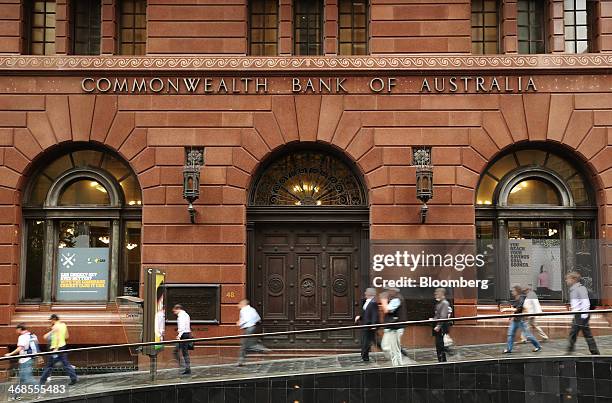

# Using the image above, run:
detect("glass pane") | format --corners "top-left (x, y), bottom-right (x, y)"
top-left (476, 220), bottom-right (496, 300)
top-left (121, 175), bottom-right (142, 206)
top-left (484, 41), bottom-right (498, 54)
top-left (28, 174), bottom-right (53, 205)
top-left (574, 220), bottom-right (596, 292)
top-left (43, 154), bottom-right (72, 180)
top-left (23, 220), bottom-right (45, 300)
top-left (567, 174), bottom-right (589, 205)
top-left (488, 153), bottom-right (518, 180)
top-left (122, 221), bottom-right (141, 297)
top-left (516, 149), bottom-right (546, 166)
top-left (101, 154), bottom-right (130, 180)
top-left (507, 221), bottom-right (562, 300)
top-left (72, 150), bottom-right (102, 168)
top-left (545, 153), bottom-right (576, 180)
top-left (58, 179), bottom-right (111, 206)
top-left (507, 179), bottom-right (561, 205)
top-left (57, 221), bottom-right (110, 301)
top-left (476, 175), bottom-right (498, 205)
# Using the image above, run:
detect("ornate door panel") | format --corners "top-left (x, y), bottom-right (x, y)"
top-left (252, 223), bottom-right (361, 347)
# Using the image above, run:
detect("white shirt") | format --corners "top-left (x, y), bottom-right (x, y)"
top-left (363, 298), bottom-right (373, 310)
top-left (569, 283), bottom-right (590, 319)
top-left (17, 332), bottom-right (38, 364)
top-left (176, 310), bottom-right (191, 338)
top-left (239, 305), bottom-right (261, 329)
top-left (523, 290), bottom-right (543, 314)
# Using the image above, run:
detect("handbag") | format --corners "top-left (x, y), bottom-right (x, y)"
top-left (443, 334), bottom-right (454, 347)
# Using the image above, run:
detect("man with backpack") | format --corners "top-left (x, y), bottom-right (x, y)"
top-left (4, 323), bottom-right (39, 387)
top-left (566, 272), bottom-right (600, 355)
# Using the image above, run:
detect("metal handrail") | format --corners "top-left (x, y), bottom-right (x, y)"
top-left (1, 308), bottom-right (610, 362)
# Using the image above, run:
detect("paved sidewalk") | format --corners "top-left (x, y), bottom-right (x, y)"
top-left (4, 335), bottom-right (611, 402)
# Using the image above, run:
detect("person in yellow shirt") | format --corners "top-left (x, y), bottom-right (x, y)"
top-left (39, 314), bottom-right (78, 385)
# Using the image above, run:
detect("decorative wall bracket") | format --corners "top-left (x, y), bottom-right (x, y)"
top-left (183, 147), bottom-right (204, 224)
top-left (413, 147), bottom-right (433, 224)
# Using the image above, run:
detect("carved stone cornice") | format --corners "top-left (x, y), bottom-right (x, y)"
top-left (0, 54), bottom-right (611, 73)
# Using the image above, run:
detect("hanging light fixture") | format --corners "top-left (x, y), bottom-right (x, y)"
top-left (413, 146), bottom-right (433, 223)
top-left (182, 147), bottom-right (204, 224)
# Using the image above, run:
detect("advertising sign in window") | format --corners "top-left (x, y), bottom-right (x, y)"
top-left (56, 247), bottom-right (109, 301)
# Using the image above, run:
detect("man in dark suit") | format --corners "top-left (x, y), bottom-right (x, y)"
top-left (355, 287), bottom-right (379, 362)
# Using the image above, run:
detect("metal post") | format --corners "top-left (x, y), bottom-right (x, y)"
top-left (150, 354), bottom-right (157, 382)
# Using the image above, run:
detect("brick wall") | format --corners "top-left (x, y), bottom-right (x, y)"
top-left (369, 0), bottom-right (471, 54)
top-left (147, 0), bottom-right (247, 55)
top-left (0, 0), bottom-right (21, 54)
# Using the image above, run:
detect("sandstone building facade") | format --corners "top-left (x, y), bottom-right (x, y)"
top-left (0, 0), bottom-right (610, 348)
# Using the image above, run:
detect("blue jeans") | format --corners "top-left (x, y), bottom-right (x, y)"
top-left (19, 359), bottom-right (35, 386)
top-left (507, 320), bottom-right (541, 352)
top-left (39, 347), bottom-right (77, 384)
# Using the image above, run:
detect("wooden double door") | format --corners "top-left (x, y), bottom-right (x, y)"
top-left (250, 222), bottom-right (365, 347)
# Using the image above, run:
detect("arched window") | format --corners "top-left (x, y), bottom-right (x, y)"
top-left (250, 149), bottom-right (366, 206)
top-left (475, 147), bottom-right (597, 302)
top-left (22, 147), bottom-right (142, 303)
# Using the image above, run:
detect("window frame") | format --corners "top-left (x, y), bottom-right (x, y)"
top-left (471, 0), bottom-right (501, 55)
top-left (71, 0), bottom-right (102, 55)
top-left (117, 0), bottom-right (147, 55)
top-left (25, 0), bottom-right (57, 55)
top-left (338, 0), bottom-right (369, 56)
top-left (475, 147), bottom-right (599, 304)
top-left (248, 0), bottom-right (279, 56)
top-left (517, 0), bottom-right (547, 54)
top-left (20, 148), bottom-right (142, 304)
top-left (293, 0), bottom-right (324, 56)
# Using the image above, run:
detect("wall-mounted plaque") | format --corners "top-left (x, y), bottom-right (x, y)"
top-left (164, 284), bottom-right (220, 324)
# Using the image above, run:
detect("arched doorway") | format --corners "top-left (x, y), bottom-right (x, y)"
top-left (21, 145), bottom-right (142, 303)
top-left (474, 146), bottom-right (598, 302)
top-left (247, 147), bottom-right (369, 347)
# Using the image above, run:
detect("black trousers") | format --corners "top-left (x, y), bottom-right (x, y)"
top-left (174, 332), bottom-right (192, 370)
top-left (434, 331), bottom-right (447, 362)
top-left (361, 328), bottom-right (376, 361)
top-left (568, 316), bottom-right (600, 355)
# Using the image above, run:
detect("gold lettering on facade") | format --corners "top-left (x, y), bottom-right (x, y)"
top-left (80, 76), bottom-right (537, 94)
top-left (419, 76), bottom-right (538, 93)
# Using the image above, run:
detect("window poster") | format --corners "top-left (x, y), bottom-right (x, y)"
top-left (509, 239), bottom-right (562, 299)
top-left (56, 247), bottom-right (109, 301)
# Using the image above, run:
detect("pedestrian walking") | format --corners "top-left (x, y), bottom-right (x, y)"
top-left (39, 314), bottom-right (78, 385)
top-left (501, 286), bottom-right (542, 354)
top-left (520, 286), bottom-right (548, 343)
top-left (380, 288), bottom-right (404, 366)
top-left (355, 288), bottom-right (379, 362)
top-left (236, 299), bottom-right (269, 366)
top-left (173, 304), bottom-right (192, 375)
top-left (432, 288), bottom-right (450, 362)
top-left (4, 323), bottom-right (39, 389)
top-left (566, 272), bottom-right (600, 355)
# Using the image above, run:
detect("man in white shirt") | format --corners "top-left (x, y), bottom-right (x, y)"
top-left (4, 323), bottom-right (38, 391)
top-left (237, 299), bottom-right (269, 366)
top-left (172, 304), bottom-right (192, 375)
top-left (565, 272), bottom-right (599, 355)
top-left (520, 287), bottom-right (549, 343)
